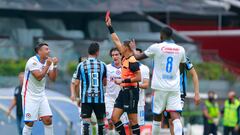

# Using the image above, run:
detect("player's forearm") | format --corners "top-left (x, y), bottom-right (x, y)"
top-left (133, 50), bottom-right (148, 60)
top-left (70, 83), bottom-right (76, 97)
top-left (107, 25), bottom-right (123, 53)
top-left (103, 78), bottom-right (107, 86)
top-left (139, 83), bottom-right (149, 89)
top-left (190, 68), bottom-right (199, 95)
top-left (49, 68), bottom-right (57, 81)
top-left (33, 66), bottom-right (50, 81)
top-left (131, 72), bottom-right (141, 83)
top-left (75, 85), bottom-right (80, 97)
top-left (8, 99), bottom-right (16, 111)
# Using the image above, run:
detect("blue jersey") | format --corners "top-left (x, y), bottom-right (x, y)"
top-left (179, 57), bottom-right (193, 98)
top-left (74, 58), bottom-right (107, 103)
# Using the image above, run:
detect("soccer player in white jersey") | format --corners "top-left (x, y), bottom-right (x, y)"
top-left (105, 47), bottom-right (129, 135)
top-left (130, 27), bottom-right (200, 135)
top-left (22, 43), bottom-right (58, 135)
top-left (135, 48), bottom-right (150, 127)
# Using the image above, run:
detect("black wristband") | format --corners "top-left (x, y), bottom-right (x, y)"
top-left (107, 26), bottom-right (115, 34)
top-left (122, 78), bottom-right (131, 83)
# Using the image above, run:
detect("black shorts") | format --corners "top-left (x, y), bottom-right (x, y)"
top-left (81, 103), bottom-right (106, 120)
top-left (114, 87), bottom-right (139, 114)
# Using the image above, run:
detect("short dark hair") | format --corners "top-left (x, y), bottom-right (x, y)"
top-left (161, 27), bottom-right (173, 38)
top-left (34, 42), bottom-right (48, 53)
top-left (136, 48), bottom-right (142, 53)
top-left (88, 42), bottom-right (99, 55)
top-left (109, 47), bottom-right (120, 56)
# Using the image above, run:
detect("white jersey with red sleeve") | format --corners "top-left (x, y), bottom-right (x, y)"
top-left (22, 55), bottom-right (53, 97)
top-left (144, 40), bottom-right (186, 91)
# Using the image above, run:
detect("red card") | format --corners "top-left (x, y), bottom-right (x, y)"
top-left (105, 10), bottom-right (110, 22)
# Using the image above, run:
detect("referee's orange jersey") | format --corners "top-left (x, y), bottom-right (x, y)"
top-left (121, 55), bottom-right (140, 87)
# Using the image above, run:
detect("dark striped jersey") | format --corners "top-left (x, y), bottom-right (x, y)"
top-left (179, 57), bottom-right (193, 98)
top-left (73, 58), bottom-right (107, 103)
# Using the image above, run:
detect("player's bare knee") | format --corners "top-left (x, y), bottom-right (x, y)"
top-left (170, 112), bottom-right (180, 120)
top-left (168, 119), bottom-right (174, 127)
top-left (153, 114), bottom-right (161, 121)
top-left (25, 121), bottom-right (34, 127)
top-left (128, 115), bottom-right (138, 125)
top-left (111, 116), bottom-right (119, 123)
top-left (42, 116), bottom-right (52, 125)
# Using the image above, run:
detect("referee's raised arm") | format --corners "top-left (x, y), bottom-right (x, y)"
top-left (105, 13), bottom-right (124, 54)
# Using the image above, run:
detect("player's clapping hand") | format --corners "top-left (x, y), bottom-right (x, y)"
top-left (52, 57), bottom-right (59, 65)
top-left (114, 79), bottom-right (123, 85)
top-left (46, 57), bottom-right (53, 66)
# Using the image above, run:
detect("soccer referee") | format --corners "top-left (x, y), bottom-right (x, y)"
top-left (106, 15), bottom-right (141, 135)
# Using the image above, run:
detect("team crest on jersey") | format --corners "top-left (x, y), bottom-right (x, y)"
top-left (26, 113), bottom-right (31, 118)
top-left (116, 70), bottom-right (121, 75)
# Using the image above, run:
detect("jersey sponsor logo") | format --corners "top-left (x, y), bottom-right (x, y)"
top-left (110, 76), bottom-right (121, 82)
top-left (162, 74), bottom-right (174, 80)
top-left (161, 46), bottom-right (180, 53)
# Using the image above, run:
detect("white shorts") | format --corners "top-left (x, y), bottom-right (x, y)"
top-left (23, 95), bottom-right (52, 121)
top-left (105, 97), bottom-right (115, 120)
top-left (105, 96), bottom-right (129, 124)
top-left (152, 90), bottom-right (182, 114)
top-left (138, 106), bottom-right (145, 126)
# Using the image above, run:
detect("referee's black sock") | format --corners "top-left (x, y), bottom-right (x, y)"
top-left (132, 124), bottom-right (140, 135)
top-left (114, 121), bottom-right (126, 135)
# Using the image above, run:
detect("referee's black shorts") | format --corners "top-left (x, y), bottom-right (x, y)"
top-left (114, 86), bottom-right (139, 114)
